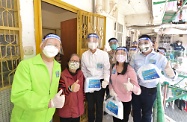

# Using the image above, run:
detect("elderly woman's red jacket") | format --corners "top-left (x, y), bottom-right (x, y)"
top-left (57, 68), bottom-right (85, 118)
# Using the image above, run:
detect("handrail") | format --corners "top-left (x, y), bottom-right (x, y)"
top-left (156, 83), bottom-right (165, 122)
top-left (154, 74), bottom-right (187, 122)
top-left (153, 83), bottom-right (165, 122)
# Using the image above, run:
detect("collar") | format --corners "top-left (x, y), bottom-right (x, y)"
top-left (32, 54), bottom-right (59, 67)
top-left (63, 68), bottom-right (83, 79)
top-left (108, 50), bottom-right (116, 54)
top-left (32, 54), bottom-right (46, 64)
top-left (88, 48), bottom-right (99, 55)
top-left (140, 49), bottom-right (156, 56)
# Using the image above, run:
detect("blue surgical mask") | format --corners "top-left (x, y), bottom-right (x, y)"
top-left (110, 44), bottom-right (117, 50)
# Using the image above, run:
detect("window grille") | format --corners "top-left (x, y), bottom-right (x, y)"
top-left (0, 0), bottom-right (21, 90)
top-left (77, 11), bottom-right (106, 55)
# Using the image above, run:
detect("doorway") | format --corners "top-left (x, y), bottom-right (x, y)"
top-left (41, 2), bottom-right (77, 70)
top-left (41, 2), bottom-right (78, 122)
top-left (35, 1), bottom-right (106, 122)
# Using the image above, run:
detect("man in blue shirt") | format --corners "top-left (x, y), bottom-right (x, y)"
top-left (130, 35), bottom-right (175, 122)
top-left (170, 41), bottom-right (185, 59)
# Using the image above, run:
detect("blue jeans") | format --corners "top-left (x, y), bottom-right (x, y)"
top-left (132, 86), bottom-right (157, 122)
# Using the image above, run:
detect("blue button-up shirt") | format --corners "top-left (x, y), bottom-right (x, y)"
top-left (130, 50), bottom-right (167, 88)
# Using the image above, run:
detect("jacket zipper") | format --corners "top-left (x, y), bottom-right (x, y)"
top-left (77, 89), bottom-right (80, 116)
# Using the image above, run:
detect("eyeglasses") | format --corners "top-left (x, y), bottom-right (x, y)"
top-left (69, 60), bottom-right (79, 63)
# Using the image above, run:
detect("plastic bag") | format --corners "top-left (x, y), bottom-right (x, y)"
top-left (137, 64), bottom-right (163, 83)
top-left (104, 97), bottom-right (123, 120)
top-left (84, 77), bottom-right (101, 93)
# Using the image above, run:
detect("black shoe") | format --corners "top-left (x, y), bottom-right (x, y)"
top-left (104, 111), bottom-right (108, 115)
top-left (105, 95), bottom-right (111, 100)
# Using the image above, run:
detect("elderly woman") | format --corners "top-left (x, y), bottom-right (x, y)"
top-left (57, 54), bottom-right (85, 122)
top-left (109, 46), bottom-right (141, 122)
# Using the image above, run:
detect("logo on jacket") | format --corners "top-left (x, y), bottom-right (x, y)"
top-left (56, 71), bottom-right (60, 77)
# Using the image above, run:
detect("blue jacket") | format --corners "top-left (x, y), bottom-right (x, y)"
top-left (171, 43), bottom-right (185, 51)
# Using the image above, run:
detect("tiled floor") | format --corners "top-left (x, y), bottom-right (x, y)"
top-left (165, 105), bottom-right (187, 122)
top-left (102, 106), bottom-right (187, 122)
top-left (103, 114), bottom-right (133, 122)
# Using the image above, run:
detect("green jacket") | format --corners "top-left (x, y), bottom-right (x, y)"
top-left (11, 54), bottom-right (61, 122)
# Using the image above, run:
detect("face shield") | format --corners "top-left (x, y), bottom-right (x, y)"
top-left (109, 39), bottom-right (118, 50)
top-left (138, 37), bottom-right (152, 53)
top-left (129, 47), bottom-right (138, 56)
top-left (87, 33), bottom-right (99, 50)
top-left (115, 47), bottom-right (128, 62)
top-left (158, 48), bottom-right (166, 55)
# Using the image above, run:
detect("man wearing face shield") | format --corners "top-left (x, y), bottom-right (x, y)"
top-left (130, 35), bottom-right (175, 122)
top-left (11, 33), bottom-right (65, 122)
top-left (104, 38), bottom-right (119, 103)
top-left (108, 38), bottom-right (119, 65)
top-left (81, 33), bottom-right (110, 122)
top-left (128, 46), bottom-right (139, 62)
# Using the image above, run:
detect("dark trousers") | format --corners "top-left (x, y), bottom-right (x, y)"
top-left (132, 86), bottom-right (157, 122)
top-left (174, 51), bottom-right (182, 59)
top-left (60, 117), bottom-right (80, 122)
top-left (105, 85), bottom-right (111, 100)
top-left (86, 88), bottom-right (105, 122)
top-left (113, 101), bottom-right (131, 122)
top-left (105, 85), bottom-right (109, 97)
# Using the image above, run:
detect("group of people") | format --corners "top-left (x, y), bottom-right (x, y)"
top-left (10, 33), bottom-right (176, 122)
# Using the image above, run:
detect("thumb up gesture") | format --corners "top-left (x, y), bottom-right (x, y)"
top-left (123, 78), bottom-right (134, 92)
top-left (71, 80), bottom-right (80, 92)
top-left (50, 89), bottom-right (65, 108)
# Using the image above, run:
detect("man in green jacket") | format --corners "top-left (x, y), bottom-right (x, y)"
top-left (11, 33), bottom-right (65, 122)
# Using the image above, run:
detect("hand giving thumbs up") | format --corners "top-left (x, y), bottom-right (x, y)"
top-left (71, 80), bottom-right (80, 92)
top-left (49, 89), bottom-right (65, 108)
top-left (123, 78), bottom-right (134, 92)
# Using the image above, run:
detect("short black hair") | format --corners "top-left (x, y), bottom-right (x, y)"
top-left (43, 33), bottom-right (56, 39)
top-left (157, 47), bottom-right (166, 53)
top-left (108, 38), bottom-right (118, 43)
top-left (138, 34), bottom-right (151, 40)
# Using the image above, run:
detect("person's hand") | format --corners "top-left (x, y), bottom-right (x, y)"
top-left (123, 78), bottom-right (134, 92)
top-left (102, 80), bottom-right (108, 88)
top-left (165, 62), bottom-right (175, 78)
top-left (110, 89), bottom-right (117, 97)
top-left (71, 80), bottom-right (80, 92)
top-left (49, 89), bottom-right (65, 108)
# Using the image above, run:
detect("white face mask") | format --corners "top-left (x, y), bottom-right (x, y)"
top-left (139, 44), bottom-right (151, 53)
top-left (116, 55), bottom-right (127, 63)
top-left (129, 50), bottom-right (137, 57)
top-left (43, 45), bottom-right (59, 58)
top-left (88, 42), bottom-right (98, 50)
top-left (68, 61), bottom-right (80, 70)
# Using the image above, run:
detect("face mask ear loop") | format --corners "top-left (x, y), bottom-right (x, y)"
top-left (125, 55), bottom-right (128, 63)
top-left (150, 42), bottom-right (153, 47)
